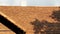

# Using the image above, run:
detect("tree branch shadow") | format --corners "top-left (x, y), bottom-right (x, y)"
top-left (30, 19), bottom-right (60, 34)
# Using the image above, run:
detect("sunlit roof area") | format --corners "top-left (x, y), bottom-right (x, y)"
top-left (0, 0), bottom-right (60, 6)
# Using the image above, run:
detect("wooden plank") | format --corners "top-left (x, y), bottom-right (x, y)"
top-left (0, 23), bottom-right (15, 34)
top-left (0, 6), bottom-right (60, 34)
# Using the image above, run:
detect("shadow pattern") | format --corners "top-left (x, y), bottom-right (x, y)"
top-left (51, 10), bottom-right (60, 21)
top-left (31, 19), bottom-right (60, 34)
top-left (31, 10), bottom-right (60, 34)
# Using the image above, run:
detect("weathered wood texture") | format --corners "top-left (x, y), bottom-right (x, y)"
top-left (0, 6), bottom-right (60, 34)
